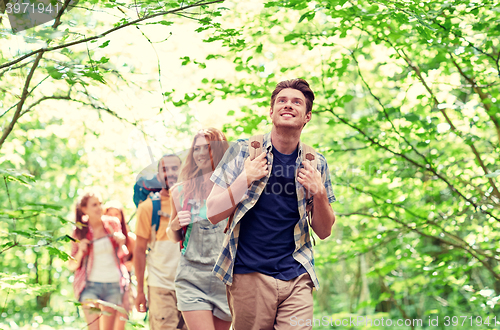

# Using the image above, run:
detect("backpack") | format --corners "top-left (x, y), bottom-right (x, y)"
top-left (134, 176), bottom-right (162, 208)
top-left (224, 135), bottom-right (318, 243)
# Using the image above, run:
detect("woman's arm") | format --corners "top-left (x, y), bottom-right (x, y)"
top-left (207, 152), bottom-right (269, 224)
top-left (167, 195), bottom-right (184, 242)
top-left (67, 239), bottom-right (90, 272)
top-left (167, 188), bottom-right (192, 243)
top-left (103, 215), bottom-right (126, 246)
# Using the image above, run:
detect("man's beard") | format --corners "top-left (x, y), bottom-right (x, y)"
top-left (164, 175), bottom-right (177, 189)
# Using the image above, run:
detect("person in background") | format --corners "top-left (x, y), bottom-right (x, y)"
top-left (167, 128), bottom-right (232, 330)
top-left (69, 192), bottom-right (129, 330)
top-left (133, 152), bottom-right (178, 207)
top-left (134, 154), bottom-right (186, 329)
top-left (104, 200), bottom-right (136, 330)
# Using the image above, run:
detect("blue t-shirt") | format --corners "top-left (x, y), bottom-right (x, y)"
top-left (233, 146), bottom-right (306, 280)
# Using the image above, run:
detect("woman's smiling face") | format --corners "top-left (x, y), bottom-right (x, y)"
top-left (193, 136), bottom-right (211, 171)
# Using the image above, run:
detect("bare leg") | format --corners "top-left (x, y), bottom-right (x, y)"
top-left (113, 312), bottom-right (127, 330)
top-left (182, 310), bottom-right (216, 330)
top-left (113, 289), bottom-right (129, 330)
top-left (213, 315), bottom-right (232, 330)
top-left (82, 305), bottom-right (101, 330)
top-left (100, 306), bottom-right (117, 330)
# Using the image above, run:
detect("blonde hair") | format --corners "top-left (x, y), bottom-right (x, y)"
top-left (178, 128), bottom-right (229, 201)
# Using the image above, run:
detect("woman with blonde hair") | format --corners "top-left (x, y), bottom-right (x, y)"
top-left (167, 128), bottom-right (231, 330)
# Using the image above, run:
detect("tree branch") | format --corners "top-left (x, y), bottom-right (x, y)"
top-left (325, 106), bottom-right (499, 220)
top-left (330, 108), bottom-right (500, 222)
top-left (348, 23), bottom-right (499, 203)
top-left (20, 95), bottom-right (72, 117)
top-left (395, 50), bottom-right (500, 201)
top-left (347, 212), bottom-right (500, 281)
top-left (0, 60), bottom-right (34, 80)
top-left (352, 23), bottom-right (497, 189)
top-left (52, 0), bottom-right (73, 29)
top-left (0, 242), bottom-right (20, 255)
top-left (350, 51), bottom-right (436, 167)
top-left (330, 232), bottom-right (400, 262)
top-left (74, 86), bottom-right (138, 126)
top-left (450, 54), bottom-right (500, 147)
top-left (341, 177), bottom-right (500, 254)
top-left (432, 19), bottom-right (500, 77)
top-left (0, 0), bottom-right (224, 70)
top-left (0, 51), bottom-right (44, 150)
top-left (447, 57), bottom-right (500, 199)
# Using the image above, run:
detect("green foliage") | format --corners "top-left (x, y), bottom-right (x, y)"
top-left (2, 0), bottom-right (500, 328)
top-left (168, 0), bottom-right (500, 327)
top-left (1, 1), bottom-right (226, 327)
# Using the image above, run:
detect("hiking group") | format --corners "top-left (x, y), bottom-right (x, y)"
top-left (69, 78), bottom-right (337, 330)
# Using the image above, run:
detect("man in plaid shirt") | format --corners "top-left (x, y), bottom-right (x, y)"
top-left (207, 78), bottom-right (336, 330)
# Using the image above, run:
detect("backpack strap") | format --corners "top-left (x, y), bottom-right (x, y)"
top-left (179, 197), bottom-right (191, 251)
top-left (248, 134), bottom-right (264, 160)
top-left (301, 142), bottom-right (318, 246)
top-left (224, 135), bottom-right (264, 234)
top-left (302, 143), bottom-right (318, 170)
top-left (150, 192), bottom-right (161, 234)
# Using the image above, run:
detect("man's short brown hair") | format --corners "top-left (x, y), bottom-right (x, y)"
top-left (270, 78), bottom-right (315, 113)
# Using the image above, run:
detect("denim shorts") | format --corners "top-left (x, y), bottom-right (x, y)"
top-left (79, 281), bottom-right (122, 305)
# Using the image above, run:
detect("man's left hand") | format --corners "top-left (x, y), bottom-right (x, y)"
top-left (297, 161), bottom-right (324, 198)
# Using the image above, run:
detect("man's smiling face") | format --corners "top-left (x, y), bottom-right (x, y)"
top-left (270, 88), bottom-right (311, 129)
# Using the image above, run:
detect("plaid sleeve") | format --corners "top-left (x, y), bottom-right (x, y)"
top-left (211, 140), bottom-right (246, 188)
top-left (71, 237), bottom-right (79, 257)
top-left (318, 153), bottom-right (336, 204)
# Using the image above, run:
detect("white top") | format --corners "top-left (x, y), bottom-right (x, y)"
top-left (88, 236), bottom-right (121, 283)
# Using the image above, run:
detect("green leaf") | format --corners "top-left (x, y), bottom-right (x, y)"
top-left (99, 40), bottom-right (110, 48)
top-left (83, 70), bottom-right (106, 84)
top-left (0, 169), bottom-right (35, 186)
top-left (405, 113), bottom-right (420, 122)
top-left (24, 202), bottom-right (63, 210)
top-left (159, 20), bottom-right (174, 26)
top-left (47, 246), bottom-right (71, 261)
top-left (46, 67), bottom-right (64, 80)
top-left (298, 12), bottom-right (309, 23)
top-left (206, 54), bottom-right (224, 60)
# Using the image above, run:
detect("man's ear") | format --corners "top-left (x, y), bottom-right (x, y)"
top-left (269, 106), bottom-right (274, 117)
top-left (305, 111), bottom-right (312, 123)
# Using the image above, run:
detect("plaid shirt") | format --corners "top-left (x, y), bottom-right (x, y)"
top-left (210, 132), bottom-right (335, 289)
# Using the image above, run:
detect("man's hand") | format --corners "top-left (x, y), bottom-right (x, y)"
top-left (297, 161), bottom-right (324, 197)
top-left (135, 291), bottom-right (147, 313)
top-left (244, 152), bottom-right (268, 186)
